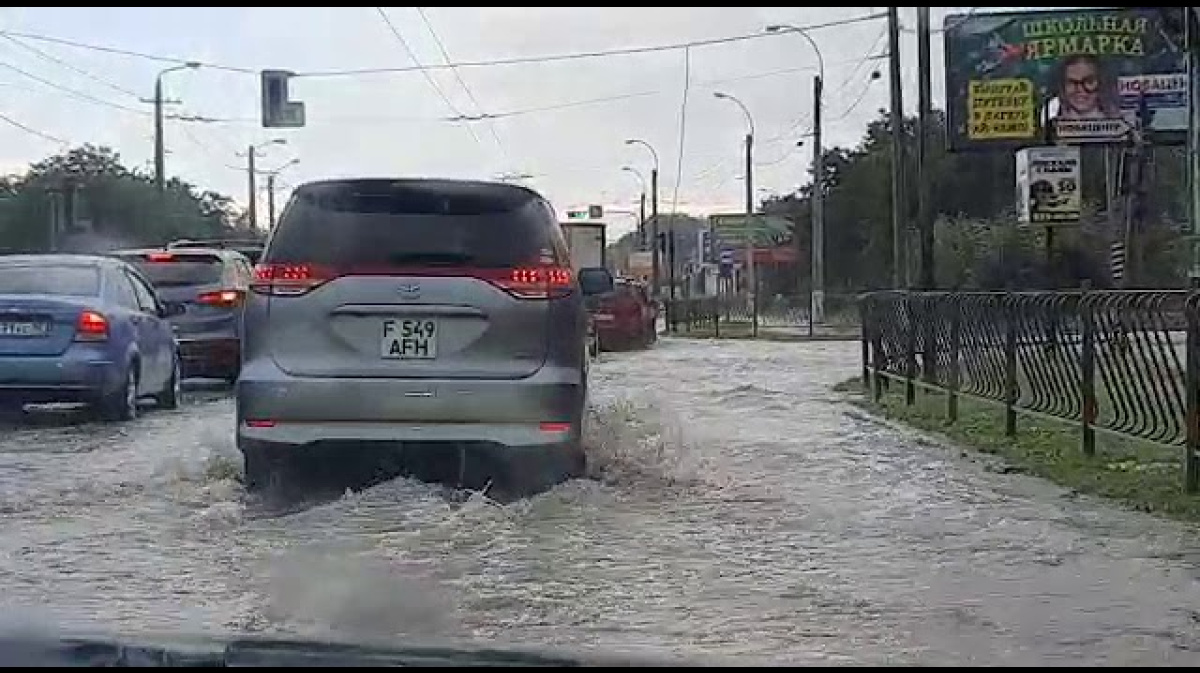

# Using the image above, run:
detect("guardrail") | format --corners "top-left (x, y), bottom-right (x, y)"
top-left (859, 289), bottom-right (1200, 493)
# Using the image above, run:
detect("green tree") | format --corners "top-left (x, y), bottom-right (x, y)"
top-left (0, 144), bottom-right (247, 253)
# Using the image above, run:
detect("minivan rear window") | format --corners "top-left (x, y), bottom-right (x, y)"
top-left (0, 264), bottom-right (99, 296)
top-left (265, 181), bottom-right (558, 269)
top-left (122, 254), bottom-right (224, 287)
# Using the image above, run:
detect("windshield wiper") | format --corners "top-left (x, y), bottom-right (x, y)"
top-left (0, 635), bottom-right (683, 667)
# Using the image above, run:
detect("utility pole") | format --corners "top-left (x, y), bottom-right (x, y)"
top-left (639, 190), bottom-right (647, 248)
top-left (146, 62), bottom-right (200, 197)
top-left (1189, 9), bottom-right (1200, 284)
top-left (650, 167), bottom-right (660, 296)
top-left (887, 6), bottom-right (907, 288)
top-left (744, 130), bottom-right (755, 303)
top-left (153, 77), bottom-right (165, 196)
top-left (247, 146), bottom-right (258, 230)
top-left (267, 173), bottom-right (277, 229)
top-left (916, 6), bottom-right (935, 290)
top-left (811, 74), bottom-right (826, 324)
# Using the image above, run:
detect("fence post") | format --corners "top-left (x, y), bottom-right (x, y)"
top-left (1186, 289), bottom-right (1199, 494)
top-left (948, 294), bottom-right (961, 424)
top-left (1004, 292), bottom-right (1018, 437)
top-left (905, 292), bottom-right (917, 406)
top-left (1080, 283), bottom-right (1096, 457)
top-left (860, 296), bottom-right (871, 393)
top-left (922, 295), bottom-right (938, 386)
top-left (752, 275), bottom-right (760, 338)
top-left (872, 298), bottom-right (885, 402)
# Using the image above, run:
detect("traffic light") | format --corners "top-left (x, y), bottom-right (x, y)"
top-left (261, 70), bottom-right (306, 128)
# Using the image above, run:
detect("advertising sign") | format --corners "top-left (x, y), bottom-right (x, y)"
top-left (1016, 146), bottom-right (1081, 225)
top-left (944, 8), bottom-right (1187, 150)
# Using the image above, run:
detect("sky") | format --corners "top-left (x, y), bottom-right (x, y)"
top-left (0, 7), bottom-right (1036, 239)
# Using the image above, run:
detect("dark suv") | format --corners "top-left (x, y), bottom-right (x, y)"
top-left (114, 247), bottom-right (252, 383)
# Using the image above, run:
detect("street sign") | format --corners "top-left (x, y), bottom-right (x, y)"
top-left (261, 70), bottom-right (306, 128)
top-left (709, 213), bottom-right (792, 247)
top-left (566, 204), bottom-right (604, 220)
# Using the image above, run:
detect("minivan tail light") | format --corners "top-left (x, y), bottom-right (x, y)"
top-left (197, 289), bottom-right (246, 308)
top-left (75, 310), bottom-right (108, 342)
top-left (250, 264), bottom-right (333, 297)
top-left (487, 266), bottom-right (573, 300)
top-left (250, 263), bottom-right (573, 299)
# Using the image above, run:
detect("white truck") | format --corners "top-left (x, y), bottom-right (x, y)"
top-left (560, 221), bottom-right (608, 360)
top-left (559, 221), bottom-right (607, 271)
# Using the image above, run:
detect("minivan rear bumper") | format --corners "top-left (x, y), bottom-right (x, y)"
top-left (236, 358), bottom-right (584, 426)
top-left (235, 362), bottom-right (586, 495)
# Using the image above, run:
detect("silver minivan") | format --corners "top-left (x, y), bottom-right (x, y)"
top-left (236, 178), bottom-right (614, 496)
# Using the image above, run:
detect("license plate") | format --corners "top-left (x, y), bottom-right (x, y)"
top-left (381, 318), bottom-right (437, 359)
top-left (593, 313), bottom-right (615, 323)
top-left (0, 321), bottom-right (49, 337)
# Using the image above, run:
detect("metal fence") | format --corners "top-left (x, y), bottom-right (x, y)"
top-left (859, 289), bottom-right (1200, 493)
top-left (666, 291), bottom-right (861, 336)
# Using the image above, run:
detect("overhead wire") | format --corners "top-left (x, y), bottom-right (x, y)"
top-left (1, 33), bottom-right (142, 98)
top-left (0, 12), bottom-right (885, 79)
top-left (0, 58), bottom-right (149, 116)
top-left (0, 29), bottom-right (255, 73)
top-left (414, 6), bottom-right (511, 166)
top-left (669, 45), bottom-right (692, 221)
top-left (373, 6), bottom-right (485, 150)
top-left (0, 109), bottom-right (67, 145)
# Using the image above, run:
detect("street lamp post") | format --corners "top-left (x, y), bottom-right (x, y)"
top-left (766, 23), bottom-right (828, 324)
top-left (624, 139), bottom-right (660, 297)
top-left (148, 62), bottom-right (201, 196)
top-left (713, 91), bottom-right (757, 309)
top-left (622, 166), bottom-right (647, 248)
top-left (264, 158), bottom-right (300, 229)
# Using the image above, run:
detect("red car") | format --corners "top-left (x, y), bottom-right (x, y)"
top-left (591, 278), bottom-right (658, 351)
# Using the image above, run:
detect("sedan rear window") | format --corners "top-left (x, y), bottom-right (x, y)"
top-left (121, 254), bottom-right (224, 287)
top-left (265, 180), bottom-right (559, 269)
top-left (0, 265), bottom-right (100, 296)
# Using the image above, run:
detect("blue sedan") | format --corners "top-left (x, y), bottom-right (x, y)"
top-left (0, 254), bottom-right (181, 421)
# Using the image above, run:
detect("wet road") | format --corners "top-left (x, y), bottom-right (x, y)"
top-left (1, 339), bottom-right (1199, 665)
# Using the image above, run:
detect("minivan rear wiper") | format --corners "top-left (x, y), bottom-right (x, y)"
top-left (385, 252), bottom-right (477, 266)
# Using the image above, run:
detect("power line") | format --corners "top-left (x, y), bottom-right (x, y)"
top-left (373, 7), bottom-right (466, 118)
top-left (0, 29), bottom-right (256, 73)
top-left (294, 12), bottom-right (887, 77)
top-left (758, 26), bottom-right (887, 148)
top-left (0, 109), bottom-right (66, 145)
top-left (451, 51), bottom-right (888, 124)
top-left (0, 58), bottom-right (150, 116)
top-left (2, 34), bottom-right (142, 98)
top-left (415, 6), bottom-right (510, 165)
top-left (0, 12), bottom-right (885, 81)
top-left (669, 45), bottom-right (692, 222)
top-left (373, 6), bottom-right (485, 150)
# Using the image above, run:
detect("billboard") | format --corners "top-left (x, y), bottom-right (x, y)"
top-left (944, 8), bottom-right (1187, 151)
top-left (1016, 146), bottom-right (1081, 225)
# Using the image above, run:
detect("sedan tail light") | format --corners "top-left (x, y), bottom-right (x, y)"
top-left (74, 310), bottom-right (109, 342)
top-left (196, 289), bottom-right (246, 308)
